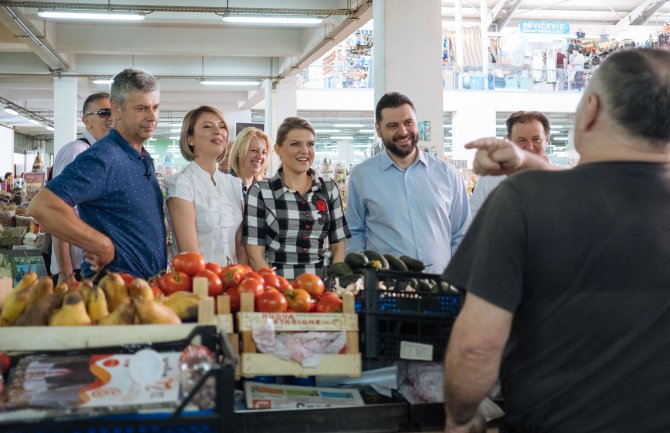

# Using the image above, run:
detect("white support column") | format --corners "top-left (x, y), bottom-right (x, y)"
top-left (268, 76), bottom-right (297, 176)
top-left (481, 0), bottom-right (489, 90)
top-left (373, 0), bottom-right (444, 155)
top-left (53, 77), bottom-right (78, 157)
top-left (0, 126), bottom-right (14, 180)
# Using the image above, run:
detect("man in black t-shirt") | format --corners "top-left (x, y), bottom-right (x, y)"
top-left (442, 49), bottom-right (670, 433)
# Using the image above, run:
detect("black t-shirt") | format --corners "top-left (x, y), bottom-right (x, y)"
top-left (443, 162), bottom-right (670, 433)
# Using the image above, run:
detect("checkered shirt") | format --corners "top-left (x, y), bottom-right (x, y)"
top-left (243, 169), bottom-right (350, 280)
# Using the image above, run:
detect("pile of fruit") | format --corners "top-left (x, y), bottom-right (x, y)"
top-left (157, 252), bottom-right (344, 314)
top-left (0, 271), bottom-right (199, 327)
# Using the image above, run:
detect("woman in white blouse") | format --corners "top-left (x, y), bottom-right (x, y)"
top-left (166, 106), bottom-right (248, 265)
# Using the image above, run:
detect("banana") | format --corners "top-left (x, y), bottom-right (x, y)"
top-left (161, 291), bottom-right (202, 321)
top-left (49, 289), bottom-right (92, 326)
top-left (99, 272), bottom-right (129, 312)
top-left (97, 302), bottom-right (136, 325)
top-left (0, 273), bottom-right (39, 326)
top-left (86, 286), bottom-right (110, 323)
top-left (133, 297), bottom-right (181, 325)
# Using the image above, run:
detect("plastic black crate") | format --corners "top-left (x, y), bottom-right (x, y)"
top-left (359, 270), bottom-right (463, 364)
top-left (0, 327), bottom-right (237, 433)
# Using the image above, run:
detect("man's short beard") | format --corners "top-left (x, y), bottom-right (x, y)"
top-left (383, 132), bottom-right (419, 158)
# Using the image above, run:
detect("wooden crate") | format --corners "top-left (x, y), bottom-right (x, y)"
top-left (0, 278), bottom-right (235, 353)
top-left (237, 292), bottom-right (361, 377)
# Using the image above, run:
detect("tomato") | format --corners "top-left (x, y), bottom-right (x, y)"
top-left (258, 268), bottom-right (280, 290)
top-left (315, 292), bottom-right (343, 313)
top-left (256, 287), bottom-right (288, 313)
top-left (277, 276), bottom-right (293, 293)
top-left (172, 252), bottom-right (206, 277)
top-left (119, 272), bottom-right (134, 288)
top-left (226, 285), bottom-right (241, 312)
top-left (205, 262), bottom-right (223, 279)
top-left (237, 278), bottom-right (265, 298)
top-left (240, 272), bottom-right (263, 284)
top-left (294, 273), bottom-right (325, 298)
top-left (285, 288), bottom-right (313, 313)
top-left (194, 269), bottom-right (224, 297)
top-left (157, 271), bottom-right (191, 295)
top-left (221, 264), bottom-right (252, 290)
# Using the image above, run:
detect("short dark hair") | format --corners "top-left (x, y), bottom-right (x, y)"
top-left (595, 48), bottom-right (670, 149)
top-left (275, 116), bottom-right (315, 147)
top-left (82, 92), bottom-right (110, 116)
top-left (375, 92), bottom-right (416, 124)
top-left (506, 111), bottom-right (551, 138)
top-left (110, 68), bottom-right (158, 107)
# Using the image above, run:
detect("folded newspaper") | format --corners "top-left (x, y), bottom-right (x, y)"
top-left (244, 381), bottom-right (364, 410)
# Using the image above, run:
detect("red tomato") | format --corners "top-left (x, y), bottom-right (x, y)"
top-left (195, 269), bottom-right (224, 297)
top-left (172, 252), bottom-right (206, 277)
top-left (205, 262), bottom-right (223, 278)
top-left (285, 288), bottom-right (313, 313)
top-left (315, 292), bottom-right (343, 313)
top-left (157, 271), bottom-right (191, 295)
top-left (237, 278), bottom-right (265, 298)
top-left (277, 276), bottom-right (293, 293)
top-left (221, 264), bottom-right (252, 290)
top-left (294, 273), bottom-right (325, 298)
top-left (119, 272), bottom-right (134, 288)
top-left (226, 285), bottom-right (241, 312)
top-left (241, 272), bottom-right (263, 284)
top-left (258, 268), bottom-right (280, 290)
top-left (256, 287), bottom-right (288, 313)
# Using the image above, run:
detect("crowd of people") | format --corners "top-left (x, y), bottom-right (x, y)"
top-left (25, 47), bottom-right (670, 433)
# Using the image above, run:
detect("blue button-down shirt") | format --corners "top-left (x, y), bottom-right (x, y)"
top-left (46, 129), bottom-right (167, 279)
top-left (346, 150), bottom-right (470, 274)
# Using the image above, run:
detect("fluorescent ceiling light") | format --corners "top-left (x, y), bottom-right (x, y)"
top-left (358, 129), bottom-right (375, 133)
top-left (149, 138), bottom-right (157, 141)
top-left (368, 136), bottom-right (376, 139)
top-left (28, 119), bottom-right (41, 125)
top-left (169, 136), bottom-right (180, 140)
top-left (38, 11), bottom-right (145, 21)
top-left (46, 126), bottom-right (54, 131)
top-left (221, 16), bottom-right (322, 25)
top-left (315, 129), bottom-right (341, 133)
top-left (552, 137), bottom-right (569, 141)
top-left (92, 79), bottom-right (113, 85)
top-left (333, 123), bottom-right (364, 128)
top-left (170, 128), bottom-right (181, 133)
top-left (331, 136), bottom-right (354, 140)
top-left (200, 80), bottom-right (260, 86)
top-left (551, 124), bottom-right (563, 129)
top-left (4, 108), bottom-right (18, 116)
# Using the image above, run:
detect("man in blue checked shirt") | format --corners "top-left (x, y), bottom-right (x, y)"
top-left (345, 92), bottom-right (470, 274)
top-left (28, 69), bottom-right (166, 279)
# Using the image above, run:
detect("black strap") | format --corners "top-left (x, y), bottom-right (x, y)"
top-left (317, 177), bottom-right (331, 233)
top-left (79, 137), bottom-right (91, 146)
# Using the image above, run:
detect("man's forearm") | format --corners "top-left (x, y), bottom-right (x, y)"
top-left (53, 237), bottom-right (74, 274)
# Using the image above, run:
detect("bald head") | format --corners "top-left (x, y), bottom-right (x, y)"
top-left (590, 49), bottom-right (670, 149)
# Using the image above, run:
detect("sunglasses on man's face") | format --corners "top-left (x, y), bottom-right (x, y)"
top-left (85, 108), bottom-right (112, 119)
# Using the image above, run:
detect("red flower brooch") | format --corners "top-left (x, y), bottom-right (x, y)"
top-left (312, 195), bottom-right (329, 226)
top-left (315, 199), bottom-right (328, 213)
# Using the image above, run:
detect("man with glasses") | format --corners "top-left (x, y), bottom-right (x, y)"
top-left (30, 69), bottom-right (166, 279)
top-left (469, 111), bottom-right (552, 219)
top-left (49, 92), bottom-right (112, 285)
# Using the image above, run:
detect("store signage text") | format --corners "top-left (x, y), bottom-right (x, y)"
top-left (519, 20), bottom-right (570, 34)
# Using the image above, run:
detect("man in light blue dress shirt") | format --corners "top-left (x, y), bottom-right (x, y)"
top-left (346, 92), bottom-right (470, 274)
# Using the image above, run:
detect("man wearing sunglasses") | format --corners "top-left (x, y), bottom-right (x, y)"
top-left (49, 92), bottom-right (112, 286)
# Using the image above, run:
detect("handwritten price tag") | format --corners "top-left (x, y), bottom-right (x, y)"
top-left (399, 341), bottom-right (433, 361)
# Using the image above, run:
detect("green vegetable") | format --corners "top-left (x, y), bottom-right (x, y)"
top-left (0, 254), bottom-right (17, 280)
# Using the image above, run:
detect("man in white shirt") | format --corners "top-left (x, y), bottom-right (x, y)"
top-left (50, 92), bottom-right (112, 284)
top-left (469, 111), bottom-right (551, 219)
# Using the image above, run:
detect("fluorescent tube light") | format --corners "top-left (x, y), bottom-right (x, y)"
top-left (221, 16), bottom-right (322, 25)
top-left (92, 79), bottom-right (113, 85)
top-left (38, 11), bottom-right (145, 21)
top-left (28, 119), bottom-right (41, 125)
top-left (46, 126), bottom-right (54, 131)
top-left (4, 108), bottom-right (18, 116)
top-left (169, 136), bottom-right (180, 140)
top-left (170, 128), bottom-right (182, 133)
top-left (315, 129), bottom-right (341, 133)
top-left (333, 123), bottom-right (364, 128)
top-left (358, 129), bottom-right (375, 133)
top-left (331, 136), bottom-right (354, 140)
top-left (200, 80), bottom-right (260, 86)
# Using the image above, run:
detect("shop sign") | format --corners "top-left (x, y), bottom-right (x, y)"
top-left (519, 20), bottom-right (570, 34)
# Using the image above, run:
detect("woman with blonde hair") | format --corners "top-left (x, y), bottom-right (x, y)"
top-left (228, 127), bottom-right (270, 198)
top-left (243, 117), bottom-right (350, 279)
top-left (165, 105), bottom-right (247, 265)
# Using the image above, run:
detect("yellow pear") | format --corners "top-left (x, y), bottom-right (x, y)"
top-left (49, 290), bottom-right (92, 326)
top-left (0, 273), bottom-right (39, 326)
top-left (99, 272), bottom-right (129, 312)
top-left (97, 302), bottom-right (136, 326)
top-left (86, 286), bottom-right (110, 323)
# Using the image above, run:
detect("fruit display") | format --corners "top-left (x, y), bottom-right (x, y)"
top-left (0, 271), bottom-right (211, 327)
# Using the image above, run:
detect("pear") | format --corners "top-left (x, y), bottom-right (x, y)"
top-left (98, 302), bottom-right (136, 325)
top-left (161, 291), bottom-right (202, 321)
top-left (86, 286), bottom-right (110, 323)
top-left (0, 272), bottom-right (39, 326)
top-left (99, 272), bottom-right (129, 312)
top-left (133, 296), bottom-right (181, 325)
top-left (49, 289), bottom-right (92, 326)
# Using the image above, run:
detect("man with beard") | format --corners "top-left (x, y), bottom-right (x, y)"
top-left (345, 92), bottom-right (470, 273)
top-left (29, 68), bottom-right (166, 279)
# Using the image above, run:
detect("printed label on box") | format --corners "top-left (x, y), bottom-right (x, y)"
top-left (399, 341), bottom-right (433, 361)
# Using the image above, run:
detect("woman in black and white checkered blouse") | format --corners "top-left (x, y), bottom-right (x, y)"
top-left (243, 117), bottom-right (350, 279)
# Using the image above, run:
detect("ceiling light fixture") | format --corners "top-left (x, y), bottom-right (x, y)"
top-left (38, 11), bottom-right (146, 21)
top-left (221, 16), bottom-right (322, 25)
top-left (4, 108), bottom-right (18, 116)
top-left (28, 119), bottom-right (41, 125)
top-left (46, 126), bottom-right (54, 131)
top-left (200, 80), bottom-right (260, 86)
top-left (315, 129), bottom-right (342, 133)
top-left (331, 136), bottom-right (354, 140)
top-left (333, 123), bottom-right (364, 128)
top-left (92, 79), bottom-right (113, 85)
